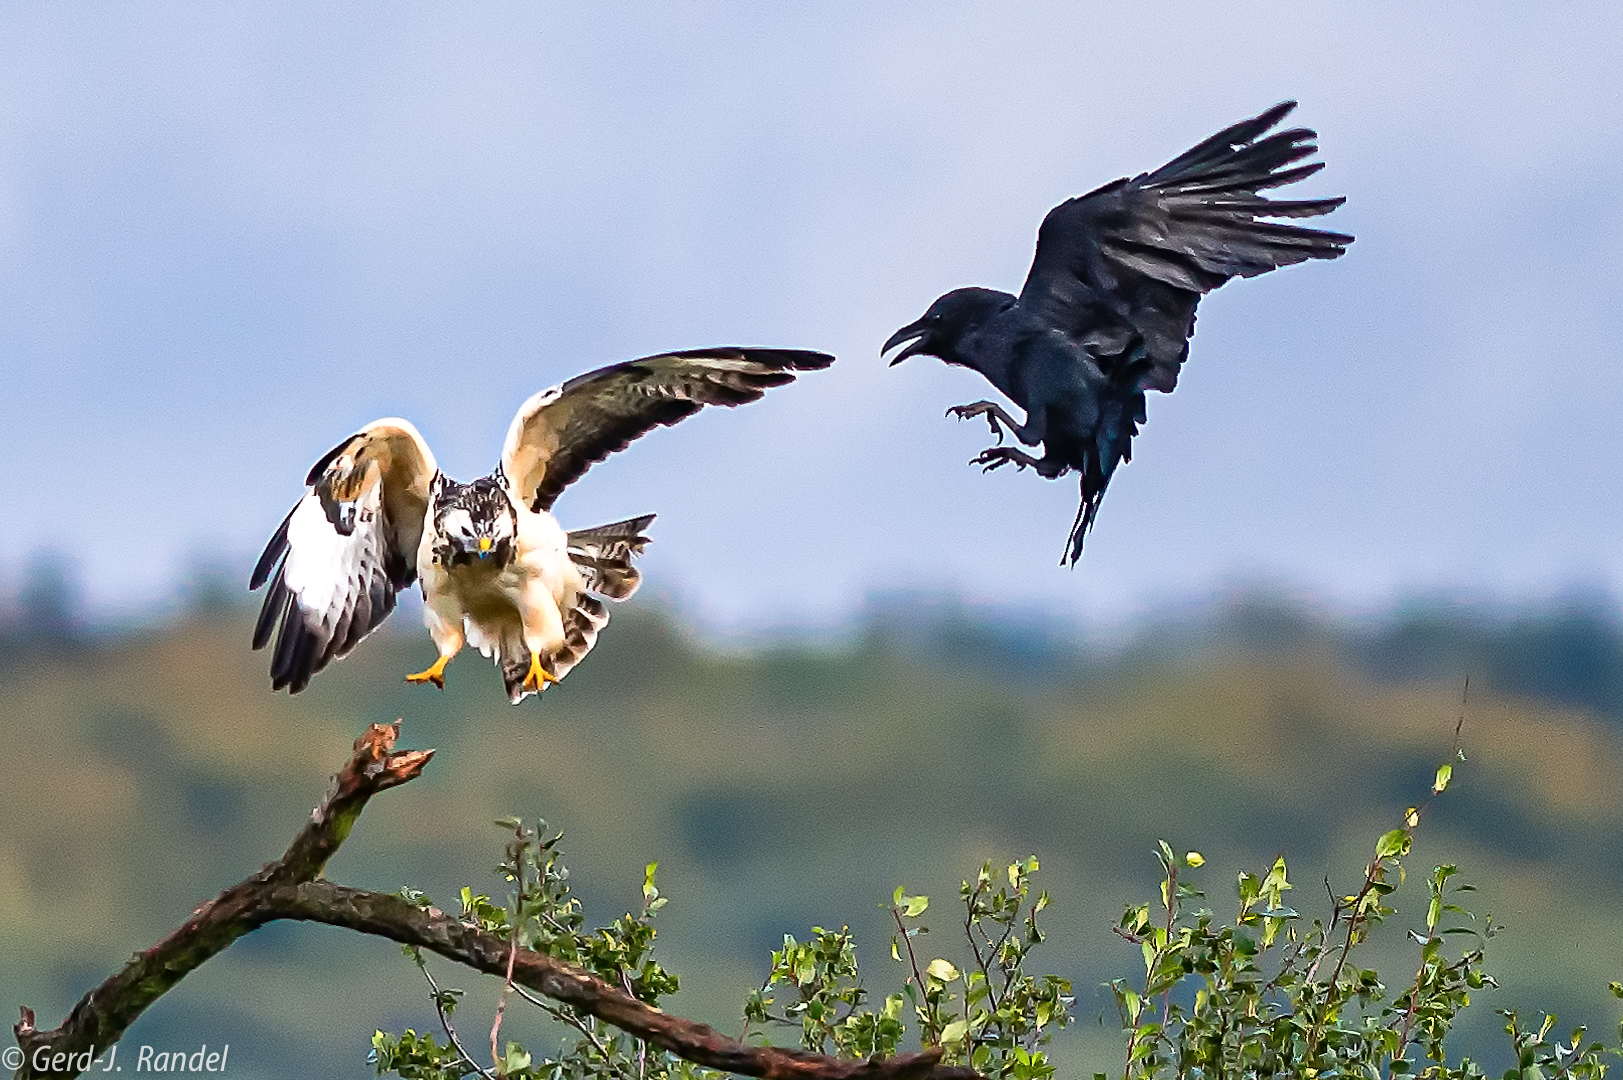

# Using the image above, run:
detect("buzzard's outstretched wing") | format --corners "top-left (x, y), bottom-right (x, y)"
top-left (250, 419), bottom-right (437, 693)
top-left (1018, 101), bottom-right (1352, 393)
top-left (501, 348), bottom-right (834, 512)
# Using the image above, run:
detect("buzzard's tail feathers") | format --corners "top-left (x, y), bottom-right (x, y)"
top-left (500, 652), bottom-right (533, 704)
top-left (567, 514), bottom-right (655, 601)
top-left (499, 652), bottom-right (532, 704)
top-left (497, 513), bottom-right (653, 703)
top-left (549, 594), bottom-right (611, 683)
top-left (500, 594), bottom-right (612, 704)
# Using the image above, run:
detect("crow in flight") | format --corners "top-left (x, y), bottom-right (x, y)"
top-left (883, 102), bottom-right (1351, 565)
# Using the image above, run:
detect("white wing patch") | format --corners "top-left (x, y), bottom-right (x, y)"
top-left (279, 488), bottom-right (393, 658)
top-left (252, 417), bottom-right (437, 693)
top-left (252, 489), bottom-right (401, 692)
top-left (501, 385), bottom-right (564, 470)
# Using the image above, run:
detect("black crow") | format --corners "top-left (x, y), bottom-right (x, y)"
top-left (883, 101), bottom-right (1351, 565)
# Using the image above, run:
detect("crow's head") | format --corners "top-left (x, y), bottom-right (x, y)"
top-left (434, 475), bottom-right (518, 567)
top-left (883, 287), bottom-right (1012, 368)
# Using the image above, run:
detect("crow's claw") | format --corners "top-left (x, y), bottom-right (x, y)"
top-left (948, 402), bottom-right (1008, 444)
top-left (971, 446), bottom-right (1043, 473)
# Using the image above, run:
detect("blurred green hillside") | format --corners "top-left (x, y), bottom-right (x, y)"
top-left (4, 590), bottom-right (1623, 1077)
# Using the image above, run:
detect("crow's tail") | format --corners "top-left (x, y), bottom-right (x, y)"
top-left (1063, 475), bottom-right (1105, 568)
top-left (1062, 396), bottom-right (1141, 567)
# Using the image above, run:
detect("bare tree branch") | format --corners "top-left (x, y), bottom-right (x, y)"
top-left (13, 721), bottom-right (432, 1080)
top-left (12, 722), bottom-right (978, 1080)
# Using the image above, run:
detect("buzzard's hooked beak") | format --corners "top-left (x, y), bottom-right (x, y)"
top-left (478, 537), bottom-right (493, 558)
top-left (883, 319), bottom-right (930, 366)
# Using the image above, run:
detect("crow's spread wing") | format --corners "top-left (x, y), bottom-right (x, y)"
top-left (500, 348), bottom-right (834, 512)
top-left (250, 419), bottom-right (437, 693)
top-left (1019, 101), bottom-right (1352, 393)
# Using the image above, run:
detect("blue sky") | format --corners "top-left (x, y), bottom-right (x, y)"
top-left (0, 2), bottom-right (1618, 633)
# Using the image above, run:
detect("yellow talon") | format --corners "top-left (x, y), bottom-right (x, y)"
top-left (522, 652), bottom-right (559, 694)
top-left (406, 654), bottom-right (452, 689)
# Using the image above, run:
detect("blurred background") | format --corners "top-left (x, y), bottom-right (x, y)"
top-left (2, 2), bottom-right (1621, 1077)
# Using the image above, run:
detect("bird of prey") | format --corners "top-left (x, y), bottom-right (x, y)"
top-left (250, 348), bottom-right (833, 702)
top-left (883, 101), bottom-right (1351, 565)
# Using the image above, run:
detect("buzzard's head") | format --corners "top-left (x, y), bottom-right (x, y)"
top-left (434, 477), bottom-right (518, 567)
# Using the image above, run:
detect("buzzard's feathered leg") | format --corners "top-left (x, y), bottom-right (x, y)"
top-left (513, 588), bottom-right (567, 698)
top-left (407, 605), bottom-right (466, 689)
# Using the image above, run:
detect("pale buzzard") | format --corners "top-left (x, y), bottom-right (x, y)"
top-left (250, 348), bottom-right (833, 702)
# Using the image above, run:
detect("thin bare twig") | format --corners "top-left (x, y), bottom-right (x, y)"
top-left (418, 956), bottom-right (498, 1080)
top-left (511, 984), bottom-right (626, 1078)
top-left (890, 904), bottom-right (938, 1040)
top-left (490, 932), bottom-right (521, 1075)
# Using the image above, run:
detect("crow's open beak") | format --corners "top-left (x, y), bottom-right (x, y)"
top-left (883, 319), bottom-right (929, 366)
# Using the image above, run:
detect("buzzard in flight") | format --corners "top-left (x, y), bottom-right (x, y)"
top-left (250, 348), bottom-right (833, 702)
top-left (884, 101), bottom-right (1351, 565)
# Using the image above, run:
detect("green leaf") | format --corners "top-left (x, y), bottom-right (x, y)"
top-left (1184, 851), bottom-right (1205, 868)
top-left (904, 894), bottom-right (930, 918)
top-left (927, 958), bottom-right (959, 982)
top-left (940, 1018), bottom-right (970, 1045)
top-left (1433, 763), bottom-right (1453, 793)
top-left (1375, 828), bottom-right (1410, 858)
top-left (500, 1043), bottom-right (532, 1073)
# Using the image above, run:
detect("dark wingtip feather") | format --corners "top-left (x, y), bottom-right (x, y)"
top-left (249, 506), bottom-right (296, 590)
top-left (666, 346), bottom-right (835, 371)
top-left (773, 348), bottom-right (836, 370)
top-left (1259, 99), bottom-right (1297, 124)
top-left (251, 578), bottom-right (289, 651)
top-left (268, 600), bottom-right (333, 695)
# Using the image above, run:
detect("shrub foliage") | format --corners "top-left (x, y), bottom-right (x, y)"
top-left (371, 756), bottom-right (1623, 1080)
